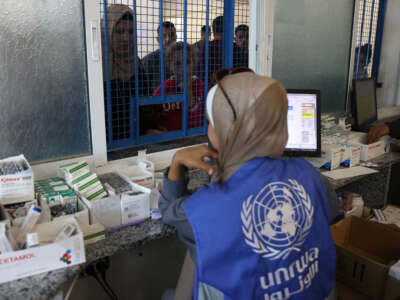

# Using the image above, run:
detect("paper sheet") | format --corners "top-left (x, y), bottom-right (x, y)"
top-left (323, 166), bottom-right (378, 180)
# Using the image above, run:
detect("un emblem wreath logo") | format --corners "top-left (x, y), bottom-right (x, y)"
top-left (241, 179), bottom-right (314, 260)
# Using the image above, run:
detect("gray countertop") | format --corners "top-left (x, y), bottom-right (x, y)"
top-left (321, 152), bottom-right (400, 189)
top-left (0, 152), bottom-right (398, 299)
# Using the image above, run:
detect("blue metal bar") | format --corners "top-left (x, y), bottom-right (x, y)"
top-left (188, 127), bottom-right (205, 136)
top-left (223, 0), bottom-right (235, 69)
top-left (137, 95), bottom-right (183, 106)
top-left (107, 138), bottom-right (137, 150)
top-left (102, 0), bottom-right (113, 147)
top-left (364, 0), bottom-right (376, 78)
top-left (133, 0), bottom-right (140, 141)
top-left (372, 0), bottom-right (387, 81)
top-left (355, 0), bottom-right (367, 80)
top-left (137, 130), bottom-right (186, 145)
top-left (183, 0), bottom-right (188, 136)
top-left (159, 0), bottom-right (165, 97)
top-left (203, 0), bottom-right (210, 134)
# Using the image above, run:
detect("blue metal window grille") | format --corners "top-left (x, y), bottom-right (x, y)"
top-left (233, 0), bottom-right (249, 69)
top-left (101, 0), bottom-right (249, 151)
top-left (353, 0), bottom-right (386, 81)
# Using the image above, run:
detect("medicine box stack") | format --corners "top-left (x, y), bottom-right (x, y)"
top-left (337, 144), bottom-right (361, 168)
top-left (0, 155), bottom-right (34, 205)
top-left (35, 178), bottom-right (78, 208)
top-left (308, 143), bottom-right (341, 170)
top-left (58, 161), bottom-right (107, 201)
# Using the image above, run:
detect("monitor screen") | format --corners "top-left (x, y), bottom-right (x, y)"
top-left (352, 78), bottom-right (377, 129)
top-left (285, 90), bottom-right (320, 156)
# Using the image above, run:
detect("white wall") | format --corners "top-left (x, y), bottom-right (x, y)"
top-left (376, 0), bottom-right (400, 107)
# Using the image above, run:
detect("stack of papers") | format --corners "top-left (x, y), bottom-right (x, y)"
top-left (323, 166), bottom-right (378, 180)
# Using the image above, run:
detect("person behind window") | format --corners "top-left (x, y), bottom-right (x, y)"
top-left (153, 42), bottom-right (205, 132)
top-left (101, 4), bottom-right (153, 140)
top-left (160, 68), bottom-right (339, 300)
top-left (367, 119), bottom-right (400, 144)
top-left (353, 43), bottom-right (372, 78)
top-left (202, 16), bottom-right (224, 86)
top-left (142, 21), bottom-right (177, 94)
top-left (233, 24), bottom-right (249, 68)
top-left (193, 25), bottom-right (211, 53)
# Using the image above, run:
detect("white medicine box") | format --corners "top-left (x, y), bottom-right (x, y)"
top-left (121, 182), bottom-right (151, 225)
top-left (338, 144), bottom-right (361, 168)
top-left (0, 155), bottom-right (35, 205)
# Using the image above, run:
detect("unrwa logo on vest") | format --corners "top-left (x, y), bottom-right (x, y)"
top-left (241, 179), bottom-right (314, 260)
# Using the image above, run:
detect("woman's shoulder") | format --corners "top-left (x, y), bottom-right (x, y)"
top-left (188, 181), bottom-right (223, 201)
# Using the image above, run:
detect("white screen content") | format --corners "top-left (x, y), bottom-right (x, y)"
top-left (285, 93), bottom-right (318, 151)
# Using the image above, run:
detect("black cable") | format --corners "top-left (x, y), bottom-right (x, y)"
top-left (94, 273), bottom-right (117, 300)
top-left (97, 258), bottom-right (119, 300)
top-left (86, 264), bottom-right (118, 300)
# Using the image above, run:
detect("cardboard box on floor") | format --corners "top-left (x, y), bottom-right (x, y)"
top-left (336, 281), bottom-right (371, 300)
top-left (368, 205), bottom-right (400, 232)
top-left (331, 216), bottom-right (400, 300)
top-left (337, 278), bottom-right (400, 300)
top-left (384, 275), bottom-right (400, 300)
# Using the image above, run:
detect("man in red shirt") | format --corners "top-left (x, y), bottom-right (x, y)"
top-left (154, 42), bottom-right (205, 131)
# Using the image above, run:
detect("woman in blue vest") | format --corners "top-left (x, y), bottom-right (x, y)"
top-left (160, 68), bottom-right (339, 300)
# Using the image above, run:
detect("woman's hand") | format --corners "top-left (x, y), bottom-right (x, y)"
top-left (168, 145), bottom-right (218, 181)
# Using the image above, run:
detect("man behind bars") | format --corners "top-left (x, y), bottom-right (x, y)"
top-left (142, 21), bottom-right (177, 94)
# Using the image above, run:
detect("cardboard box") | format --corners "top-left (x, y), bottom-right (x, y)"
top-left (369, 205), bottom-right (400, 230)
top-left (82, 193), bottom-right (122, 228)
top-left (383, 275), bottom-right (400, 300)
top-left (0, 155), bottom-right (34, 205)
top-left (331, 217), bottom-right (400, 300)
top-left (120, 185), bottom-right (151, 225)
top-left (0, 205), bottom-right (11, 227)
top-left (53, 198), bottom-right (89, 229)
top-left (78, 222), bottom-right (105, 245)
top-left (349, 136), bottom-right (390, 161)
top-left (81, 178), bottom-right (150, 229)
top-left (336, 281), bottom-right (371, 300)
top-left (0, 218), bottom-right (85, 284)
top-left (39, 195), bottom-right (104, 245)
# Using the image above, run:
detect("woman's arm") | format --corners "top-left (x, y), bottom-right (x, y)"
top-left (159, 167), bottom-right (198, 261)
top-left (159, 145), bottom-right (218, 262)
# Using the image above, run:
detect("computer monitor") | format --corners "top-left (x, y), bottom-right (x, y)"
top-left (284, 90), bottom-right (321, 157)
top-left (351, 78), bottom-right (377, 131)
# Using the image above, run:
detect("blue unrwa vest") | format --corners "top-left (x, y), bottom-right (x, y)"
top-left (184, 157), bottom-right (336, 300)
